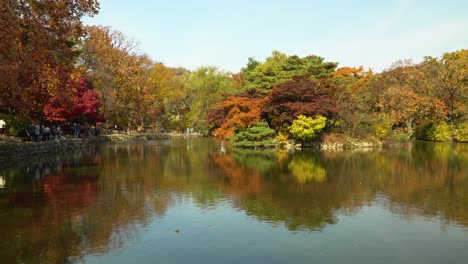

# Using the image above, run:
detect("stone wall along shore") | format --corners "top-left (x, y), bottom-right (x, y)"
top-left (0, 132), bottom-right (204, 162)
top-left (0, 137), bottom-right (110, 162)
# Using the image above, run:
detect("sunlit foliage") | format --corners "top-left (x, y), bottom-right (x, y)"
top-left (289, 115), bottom-right (326, 142)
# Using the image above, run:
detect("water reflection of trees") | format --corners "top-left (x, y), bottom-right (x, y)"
top-left (0, 149), bottom-right (101, 263)
top-left (210, 149), bottom-right (367, 231)
top-left (0, 140), bottom-right (466, 262)
top-left (288, 155), bottom-right (326, 183)
top-left (211, 142), bottom-right (468, 231)
top-left (367, 142), bottom-right (468, 226)
top-left (0, 140), bottom-right (224, 263)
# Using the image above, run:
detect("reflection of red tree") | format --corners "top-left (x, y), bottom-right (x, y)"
top-left (43, 174), bottom-right (99, 213)
top-left (211, 152), bottom-right (262, 195)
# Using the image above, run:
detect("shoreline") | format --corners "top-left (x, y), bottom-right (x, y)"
top-left (0, 132), bottom-right (382, 163)
top-left (2, 131), bottom-right (463, 163)
top-left (0, 136), bottom-right (110, 162)
top-left (0, 132), bottom-right (204, 162)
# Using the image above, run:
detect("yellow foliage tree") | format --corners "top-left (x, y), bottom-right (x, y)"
top-left (289, 115), bottom-right (326, 142)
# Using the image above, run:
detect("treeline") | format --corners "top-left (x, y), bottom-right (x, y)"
top-left (0, 1), bottom-right (467, 142)
top-left (207, 51), bottom-right (467, 144)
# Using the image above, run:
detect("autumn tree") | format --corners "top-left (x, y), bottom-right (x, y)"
top-left (207, 93), bottom-right (266, 139)
top-left (150, 66), bottom-right (190, 130)
top-left (44, 74), bottom-right (104, 123)
top-left (332, 66), bottom-right (374, 136)
top-left (115, 55), bottom-right (154, 129)
top-left (185, 66), bottom-right (235, 133)
top-left (0, 0), bottom-right (100, 121)
top-left (81, 26), bottom-right (163, 129)
top-left (423, 50), bottom-right (468, 126)
top-left (81, 26), bottom-right (136, 124)
top-left (379, 61), bottom-right (447, 137)
top-left (0, 0), bottom-right (20, 111)
top-left (263, 76), bottom-right (337, 130)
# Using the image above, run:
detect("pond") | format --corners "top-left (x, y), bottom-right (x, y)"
top-left (0, 139), bottom-right (467, 263)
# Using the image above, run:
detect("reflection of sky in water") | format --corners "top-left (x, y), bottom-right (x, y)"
top-left (86, 197), bottom-right (467, 264)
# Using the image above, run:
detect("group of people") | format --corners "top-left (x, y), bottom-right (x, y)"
top-left (28, 123), bottom-right (101, 142)
top-left (28, 124), bottom-right (61, 142)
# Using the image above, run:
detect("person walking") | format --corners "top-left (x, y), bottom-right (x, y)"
top-left (56, 126), bottom-right (62, 137)
top-left (39, 125), bottom-right (45, 141)
top-left (0, 119), bottom-right (5, 136)
top-left (94, 126), bottom-right (100, 136)
top-left (29, 124), bottom-right (35, 141)
top-left (44, 126), bottom-right (51, 141)
top-left (75, 124), bottom-right (81, 138)
top-left (35, 124), bottom-right (40, 142)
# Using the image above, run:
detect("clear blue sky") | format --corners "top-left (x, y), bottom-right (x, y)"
top-left (84, 0), bottom-right (468, 72)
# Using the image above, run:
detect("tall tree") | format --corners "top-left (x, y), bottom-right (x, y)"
top-left (143, 64), bottom-right (186, 130)
top-left (44, 74), bottom-right (104, 123)
top-left (185, 66), bottom-right (235, 133)
top-left (423, 50), bottom-right (468, 126)
top-left (81, 25), bottom-right (156, 129)
top-left (158, 69), bottom-right (192, 131)
top-left (332, 66), bottom-right (374, 136)
top-left (380, 61), bottom-right (447, 137)
top-left (0, 0), bottom-right (99, 120)
top-left (243, 51), bottom-right (338, 93)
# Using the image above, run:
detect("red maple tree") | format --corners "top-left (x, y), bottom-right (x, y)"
top-left (44, 75), bottom-right (104, 123)
top-left (263, 77), bottom-right (337, 129)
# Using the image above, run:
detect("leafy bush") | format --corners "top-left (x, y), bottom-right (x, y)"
top-left (275, 132), bottom-right (290, 147)
top-left (231, 122), bottom-right (277, 148)
top-left (371, 114), bottom-right (392, 139)
top-left (390, 131), bottom-right (412, 142)
top-left (166, 117), bottom-right (184, 131)
top-left (0, 113), bottom-right (29, 137)
top-left (416, 121), bottom-right (452, 141)
top-left (289, 115), bottom-right (326, 142)
top-left (454, 122), bottom-right (468, 142)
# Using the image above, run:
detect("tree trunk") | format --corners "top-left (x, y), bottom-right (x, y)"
top-left (127, 117), bottom-right (133, 132)
top-left (140, 115), bottom-right (146, 131)
top-left (405, 117), bottom-right (414, 138)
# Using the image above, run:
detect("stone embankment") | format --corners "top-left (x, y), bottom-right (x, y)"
top-left (106, 132), bottom-right (203, 141)
top-left (0, 136), bottom-right (110, 162)
top-left (285, 140), bottom-right (382, 150)
top-left (0, 132), bottom-right (204, 162)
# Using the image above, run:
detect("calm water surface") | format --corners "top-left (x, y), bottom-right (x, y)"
top-left (0, 139), bottom-right (467, 263)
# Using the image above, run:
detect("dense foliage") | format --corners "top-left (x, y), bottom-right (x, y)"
top-left (263, 77), bottom-right (337, 130)
top-left (0, 0), bottom-right (100, 123)
top-left (231, 122), bottom-right (278, 148)
top-left (289, 115), bottom-right (327, 142)
top-left (207, 93), bottom-right (265, 139)
top-left (0, 2), bottom-right (466, 143)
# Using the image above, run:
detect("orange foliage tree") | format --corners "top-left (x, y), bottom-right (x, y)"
top-left (332, 66), bottom-right (374, 136)
top-left (207, 93), bottom-right (266, 139)
top-left (380, 62), bottom-right (447, 136)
